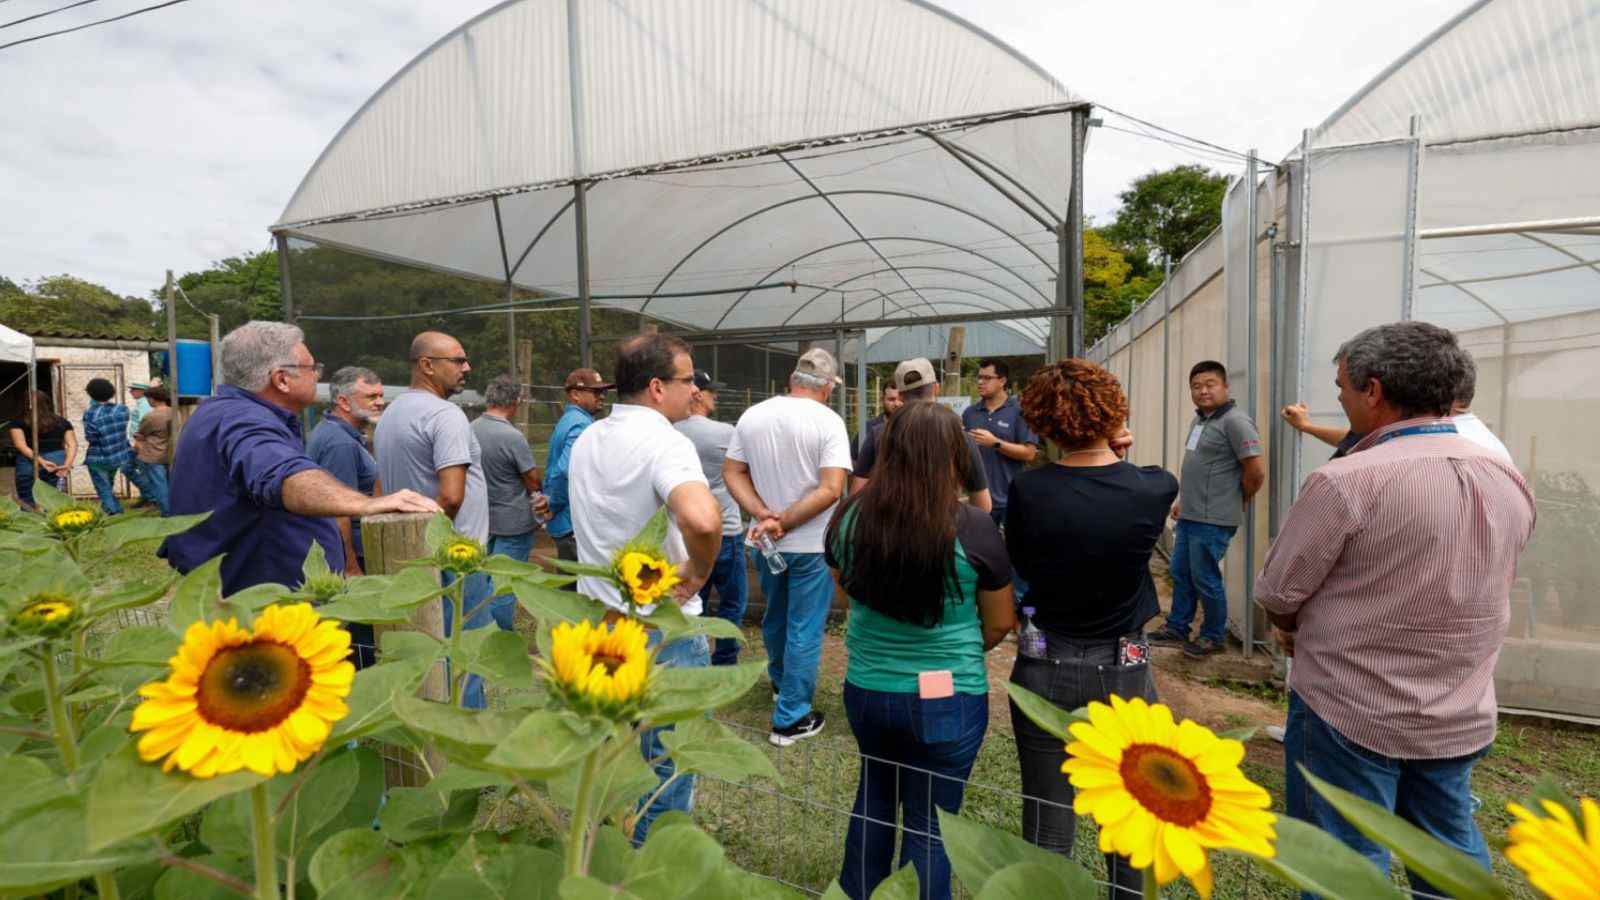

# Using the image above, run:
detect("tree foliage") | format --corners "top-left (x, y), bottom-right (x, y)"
top-left (1103, 164), bottom-right (1228, 269)
top-left (1081, 228), bottom-right (1164, 346)
top-left (0, 275), bottom-right (159, 338)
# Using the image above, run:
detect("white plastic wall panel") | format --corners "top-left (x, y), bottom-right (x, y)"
top-left (1420, 129), bottom-right (1600, 231)
top-left (1222, 171), bottom-right (1257, 391)
top-left (1294, 139), bottom-right (1420, 486)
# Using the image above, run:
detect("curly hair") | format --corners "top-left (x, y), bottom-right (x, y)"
top-left (1020, 358), bottom-right (1129, 448)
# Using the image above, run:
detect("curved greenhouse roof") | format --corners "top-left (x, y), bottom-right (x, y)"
top-left (274, 0), bottom-right (1087, 353)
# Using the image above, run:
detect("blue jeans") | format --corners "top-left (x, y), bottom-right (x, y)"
top-left (840, 682), bottom-right (987, 900)
top-left (13, 450), bottom-right (66, 509)
top-left (439, 570), bottom-right (506, 709)
top-left (488, 531), bottom-right (536, 564)
top-left (87, 463), bottom-right (123, 515)
top-left (760, 550), bottom-right (834, 728)
top-left (123, 460), bottom-right (169, 515)
top-left (698, 534), bottom-right (748, 666)
top-left (634, 632), bottom-right (711, 846)
top-left (1284, 691), bottom-right (1491, 898)
top-left (1166, 519), bottom-right (1236, 642)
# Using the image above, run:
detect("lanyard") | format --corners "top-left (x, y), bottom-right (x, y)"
top-left (1370, 422), bottom-right (1457, 447)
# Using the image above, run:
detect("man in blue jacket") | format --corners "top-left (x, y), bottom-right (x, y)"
top-left (544, 367), bottom-right (612, 561)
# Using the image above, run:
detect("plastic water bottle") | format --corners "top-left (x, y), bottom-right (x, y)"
top-left (530, 491), bottom-right (552, 525)
top-left (748, 527), bottom-right (788, 574)
top-left (1019, 607), bottom-right (1047, 659)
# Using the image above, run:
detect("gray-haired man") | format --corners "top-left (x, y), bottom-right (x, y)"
top-left (308, 366), bottom-right (385, 576)
top-left (471, 375), bottom-right (547, 575)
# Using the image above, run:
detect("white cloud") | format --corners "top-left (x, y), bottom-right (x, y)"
top-left (1, 0), bottom-right (1470, 297)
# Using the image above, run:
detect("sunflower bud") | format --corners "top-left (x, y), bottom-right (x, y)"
top-left (301, 572), bottom-right (347, 603)
top-left (436, 537), bottom-right (486, 575)
top-left (47, 505), bottom-right (102, 537)
top-left (9, 592), bottom-right (81, 638)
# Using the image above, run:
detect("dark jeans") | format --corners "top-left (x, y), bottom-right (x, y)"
top-left (1009, 633), bottom-right (1157, 899)
top-left (1284, 691), bottom-right (1491, 898)
top-left (1167, 519), bottom-right (1237, 642)
top-left (13, 450), bottom-right (66, 508)
top-left (840, 682), bottom-right (987, 900)
top-left (697, 534), bottom-right (748, 665)
top-left (87, 463), bottom-right (123, 515)
top-left (123, 459), bottom-right (169, 515)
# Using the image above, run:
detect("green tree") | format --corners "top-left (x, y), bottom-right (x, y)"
top-left (1104, 164), bottom-right (1228, 268)
top-left (155, 251), bottom-right (283, 340)
top-left (0, 275), bottom-right (158, 337)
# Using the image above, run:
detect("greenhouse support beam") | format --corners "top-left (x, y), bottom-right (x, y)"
top-left (574, 181), bottom-right (593, 369)
top-left (598, 307), bottom-right (1065, 345)
top-left (922, 131), bottom-right (1060, 233)
top-left (1052, 106), bottom-right (1089, 359)
top-left (509, 197), bottom-right (575, 280)
top-left (1417, 215), bottom-right (1600, 239)
top-left (276, 233), bottom-right (294, 323)
top-left (492, 197), bottom-right (516, 391)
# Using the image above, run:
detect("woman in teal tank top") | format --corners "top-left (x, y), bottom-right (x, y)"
top-left (823, 402), bottom-right (1015, 900)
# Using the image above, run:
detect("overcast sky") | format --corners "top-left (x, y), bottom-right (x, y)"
top-left (1, 0), bottom-right (1468, 298)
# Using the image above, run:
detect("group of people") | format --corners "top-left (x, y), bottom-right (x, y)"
top-left (8, 377), bottom-right (173, 515)
top-left (125, 317), bottom-right (1530, 900)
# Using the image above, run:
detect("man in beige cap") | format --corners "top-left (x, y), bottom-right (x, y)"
top-left (851, 357), bottom-right (991, 512)
top-left (545, 366), bottom-right (615, 561)
top-left (723, 347), bottom-right (852, 746)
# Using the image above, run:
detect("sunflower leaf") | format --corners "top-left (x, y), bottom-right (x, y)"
top-left (1218, 726), bottom-right (1258, 742)
top-left (456, 628), bottom-right (535, 684)
top-left (425, 833), bottom-right (562, 900)
top-left (511, 577), bottom-right (609, 625)
top-left (658, 717), bottom-right (779, 785)
top-left (1301, 767), bottom-right (1509, 900)
top-left (640, 600), bottom-right (743, 645)
top-left (629, 507), bottom-right (671, 553)
top-left (424, 512), bottom-right (458, 553)
top-left (30, 480), bottom-right (71, 515)
top-left (310, 827), bottom-right (417, 900)
top-left (625, 822), bottom-right (726, 899)
top-left (166, 557), bottom-right (225, 633)
top-left (303, 540), bottom-right (333, 583)
top-left (543, 557), bottom-right (617, 579)
top-left (0, 791), bottom-right (161, 894)
top-left (86, 572), bottom-right (176, 618)
top-left (1525, 774), bottom-right (1584, 828)
top-left (391, 691), bottom-right (525, 763)
top-left (1226, 815), bottom-right (1405, 900)
top-left (480, 554), bottom-right (577, 586)
top-left (636, 661), bottom-right (765, 727)
top-left (1003, 682), bottom-right (1086, 743)
top-left (936, 808), bottom-right (1099, 898)
top-left (972, 862), bottom-right (1064, 900)
top-left (482, 710), bottom-right (608, 779)
top-left (378, 786), bottom-right (480, 843)
top-left (868, 860), bottom-right (921, 900)
top-left (315, 589), bottom-right (416, 625)
top-left (151, 853), bottom-right (251, 900)
top-left (328, 655), bottom-right (436, 743)
top-left (96, 511), bottom-right (209, 555)
top-left (86, 743), bottom-right (267, 851)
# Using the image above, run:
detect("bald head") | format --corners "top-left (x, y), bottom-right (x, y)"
top-left (408, 330), bottom-right (471, 398)
top-left (409, 331), bottom-right (458, 363)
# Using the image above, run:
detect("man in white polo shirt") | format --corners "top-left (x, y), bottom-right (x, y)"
top-left (723, 348), bottom-right (852, 747)
top-left (568, 333), bottom-right (722, 845)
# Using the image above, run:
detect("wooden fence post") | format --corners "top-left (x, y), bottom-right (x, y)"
top-left (361, 511), bottom-right (447, 786)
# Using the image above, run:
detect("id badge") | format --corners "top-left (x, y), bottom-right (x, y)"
top-left (1118, 637), bottom-right (1149, 667)
top-left (1185, 424), bottom-right (1204, 451)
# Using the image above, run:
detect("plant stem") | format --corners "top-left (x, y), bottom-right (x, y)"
top-left (449, 580), bottom-right (465, 707)
top-left (250, 784), bottom-right (277, 900)
top-left (1142, 865), bottom-right (1158, 899)
top-left (565, 752), bottom-right (600, 877)
top-left (41, 651), bottom-right (80, 772)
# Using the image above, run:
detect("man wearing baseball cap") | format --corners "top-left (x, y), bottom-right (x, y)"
top-left (675, 371), bottom-right (748, 666)
top-left (544, 366), bottom-right (614, 561)
top-left (851, 357), bottom-right (991, 513)
top-left (723, 347), bottom-right (852, 746)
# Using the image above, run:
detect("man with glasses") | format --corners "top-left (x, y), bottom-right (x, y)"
top-left (161, 322), bottom-right (439, 595)
top-left (375, 331), bottom-right (496, 708)
top-left (544, 367), bottom-right (613, 562)
top-left (962, 358), bottom-right (1038, 529)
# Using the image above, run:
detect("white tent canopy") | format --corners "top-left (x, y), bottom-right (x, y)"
top-left (274, 0), bottom-right (1086, 358)
top-left (0, 324), bottom-right (34, 366)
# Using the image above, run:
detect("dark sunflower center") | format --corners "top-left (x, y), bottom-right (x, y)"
top-left (593, 651), bottom-right (627, 674)
top-left (635, 564), bottom-right (662, 590)
top-left (1119, 743), bottom-right (1213, 826)
top-left (195, 640), bottom-right (312, 733)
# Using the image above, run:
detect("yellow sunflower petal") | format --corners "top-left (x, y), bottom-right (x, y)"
top-left (1188, 858), bottom-right (1215, 900)
top-left (1194, 738), bottom-right (1246, 774)
top-left (1163, 823), bottom-right (1208, 877)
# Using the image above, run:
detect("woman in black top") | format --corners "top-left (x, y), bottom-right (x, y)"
top-left (7, 391), bottom-right (77, 510)
top-left (1003, 359), bottom-right (1178, 896)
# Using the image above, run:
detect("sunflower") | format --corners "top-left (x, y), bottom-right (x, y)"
top-left (1061, 695), bottom-right (1276, 899)
top-left (543, 618), bottom-right (651, 719)
top-left (1505, 797), bottom-right (1600, 900)
top-left (48, 505), bottom-right (101, 536)
top-left (129, 603), bottom-right (354, 778)
top-left (436, 537), bottom-right (486, 574)
top-left (9, 593), bottom-right (80, 637)
top-left (616, 551), bottom-right (679, 608)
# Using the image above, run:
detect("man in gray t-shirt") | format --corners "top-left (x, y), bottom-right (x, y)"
top-left (472, 375), bottom-right (544, 569)
top-left (373, 331), bottom-right (497, 708)
top-left (673, 372), bottom-right (747, 665)
top-left (1150, 360), bottom-right (1265, 660)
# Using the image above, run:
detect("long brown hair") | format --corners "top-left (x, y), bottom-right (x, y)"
top-left (23, 390), bottom-right (65, 436)
top-left (826, 402), bottom-right (975, 627)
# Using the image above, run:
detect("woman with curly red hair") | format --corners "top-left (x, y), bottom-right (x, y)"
top-left (1004, 358), bottom-right (1178, 895)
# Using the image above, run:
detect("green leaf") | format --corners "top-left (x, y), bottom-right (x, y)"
top-left (316, 589), bottom-right (417, 625)
top-left (199, 748), bottom-right (361, 858)
top-left (1525, 774), bottom-right (1584, 827)
top-left (87, 572), bottom-right (177, 618)
top-left (379, 786), bottom-right (480, 842)
top-left (1218, 726), bottom-right (1259, 742)
top-left (151, 853), bottom-right (251, 900)
top-left (588, 824), bottom-right (636, 885)
top-left (425, 834), bottom-right (562, 900)
top-left (97, 511), bottom-right (209, 554)
top-left (166, 556), bottom-right (224, 633)
top-left (1228, 815), bottom-right (1405, 900)
top-left (1302, 767), bottom-right (1508, 900)
top-left (64, 684), bottom-right (119, 705)
top-left (329, 655), bottom-right (436, 743)
top-left (380, 629), bottom-right (446, 661)
top-left (636, 660), bottom-right (764, 727)
top-left (227, 581), bottom-right (293, 614)
top-left (94, 625), bottom-right (179, 667)
top-left (310, 828), bottom-right (416, 900)
top-left (512, 577), bottom-right (609, 625)
top-left (560, 874), bottom-right (640, 900)
top-left (31, 479), bottom-right (71, 514)
top-left (507, 844), bottom-right (566, 900)
top-left (0, 793), bottom-right (160, 894)
top-left (1003, 682), bottom-right (1086, 743)
top-left (457, 627), bottom-right (535, 683)
top-left (425, 512), bottom-right (457, 552)
top-left (481, 554), bottom-right (576, 586)
top-left (658, 717), bottom-right (779, 784)
top-left (822, 882), bottom-right (850, 900)
top-left (307, 746), bottom-right (389, 846)
top-left (868, 862), bottom-right (920, 900)
top-left (545, 557), bottom-right (617, 580)
top-left (640, 600), bottom-right (744, 645)
top-left (936, 808), bottom-right (1098, 898)
top-left (424, 763), bottom-right (516, 796)
top-left (0, 755), bottom-right (74, 822)
top-left (483, 710), bottom-right (608, 778)
top-left (974, 862), bottom-right (1063, 900)
top-left (391, 691), bottom-right (525, 762)
top-left (626, 823), bottom-right (726, 899)
top-left (86, 742), bottom-right (267, 851)
top-left (303, 539), bottom-right (333, 582)
top-left (630, 507), bottom-right (670, 553)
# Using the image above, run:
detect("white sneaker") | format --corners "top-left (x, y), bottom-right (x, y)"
top-left (769, 710), bottom-right (825, 747)
top-left (1265, 724), bottom-right (1285, 743)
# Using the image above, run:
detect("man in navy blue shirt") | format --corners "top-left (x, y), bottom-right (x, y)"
top-left (160, 322), bottom-right (438, 595)
top-left (308, 365), bottom-right (386, 576)
top-left (961, 359), bottom-right (1038, 527)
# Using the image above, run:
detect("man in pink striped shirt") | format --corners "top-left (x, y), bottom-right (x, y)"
top-left (1256, 322), bottom-right (1534, 894)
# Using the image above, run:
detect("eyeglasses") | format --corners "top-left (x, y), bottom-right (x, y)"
top-left (279, 363), bottom-right (325, 377)
top-left (976, 375), bottom-right (1003, 382)
top-left (420, 356), bottom-right (470, 366)
top-left (662, 375), bottom-right (698, 386)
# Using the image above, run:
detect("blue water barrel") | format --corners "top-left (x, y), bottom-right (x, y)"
top-left (175, 339), bottom-right (213, 396)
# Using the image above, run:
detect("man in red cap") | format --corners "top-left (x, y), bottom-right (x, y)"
top-left (544, 366), bottom-right (613, 561)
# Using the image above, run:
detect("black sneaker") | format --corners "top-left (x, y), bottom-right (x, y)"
top-left (1147, 626), bottom-right (1189, 645)
top-left (769, 710), bottom-right (825, 747)
top-left (1182, 637), bottom-right (1225, 659)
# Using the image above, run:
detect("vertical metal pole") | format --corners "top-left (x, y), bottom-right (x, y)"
top-left (855, 331), bottom-right (867, 441)
top-left (573, 182), bottom-right (593, 370)
top-left (711, 345), bottom-right (719, 381)
top-left (208, 315), bottom-right (222, 395)
top-left (165, 271), bottom-right (179, 402)
top-left (1241, 151), bottom-right (1259, 660)
top-left (1268, 229), bottom-right (1286, 540)
top-left (491, 197), bottom-right (518, 390)
top-left (274, 234), bottom-right (294, 323)
top-left (1161, 259), bottom-right (1172, 472)
top-left (1067, 107), bottom-right (1089, 357)
top-left (835, 328), bottom-right (846, 418)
